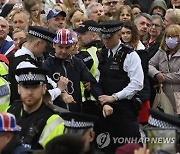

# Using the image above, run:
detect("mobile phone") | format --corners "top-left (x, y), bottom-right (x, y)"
top-left (144, 128), bottom-right (178, 154)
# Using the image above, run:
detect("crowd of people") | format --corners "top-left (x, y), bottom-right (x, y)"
top-left (0, 0), bottom-right (180, 154)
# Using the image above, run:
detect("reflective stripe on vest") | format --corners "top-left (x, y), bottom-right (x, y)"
top-left (0, 96), bottom-right (10, 112)
top-left (39, 114), bottom-right (64, 148)
top-left (80, 46), bottom-right (100, 102)
top-left (0, 77), bottom-right (10, 112)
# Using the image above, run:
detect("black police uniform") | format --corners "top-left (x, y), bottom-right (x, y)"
top-left (76, 40), bottom-right (103, 71)
top-left (8, 67), bottom-right (64, 150)
top-left (96, 44), bottom-right (141, 153)
top-left (75, 20), bottom-right (103, 116)
top-left (8, 53), bottom-right (41, 103)
top-left (8, 26), bottom-right (56, 103)
top-left (95, 20), bottom-right (143, 154)
top-left (8, 102), bottom-right (55, 149)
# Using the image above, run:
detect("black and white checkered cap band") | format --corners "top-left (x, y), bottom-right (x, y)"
top-left (18, 72), bottom-right (46, 82)
top-left (64, 119), bottom-right (94, 128)
top-left (29, 30), bottom-right (53, 42)
top-left (87, 26), bottom-right (101, 32)
top-left (148, 115), bottom-right (176, 129)
top-left (101, 26), bottom-right (121, 33)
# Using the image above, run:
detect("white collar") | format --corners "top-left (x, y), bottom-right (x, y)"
top-left (15, 46), bottom-right (36, 60)
top-left (110, 40), bottom-right (121, 56)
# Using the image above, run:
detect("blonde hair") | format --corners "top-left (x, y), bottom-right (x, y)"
top-left (166, 8), bottom-right (180, 25)
top-left (71, 14), bottom-right (87, 29)
top-left (53, 3), bottom-right (67, 13)
top-left (23, 0), bottom-right (42, 26)
top-left (160, 24), bottom-right (180, 51)
top-left (116, 5), bottom-right (133, 21)
top-left (11, 9), bottom-right (30, 25)
top-left (63, 0), bottom-right (73, 9)
top-left (13, 28), bottom-right (28, 37)
top-left (66, 8), bottom-right (84, 26)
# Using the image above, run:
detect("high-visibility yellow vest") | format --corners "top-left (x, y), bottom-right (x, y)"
top-left (0, 62), bottom-right (8, 76)
top-left (39, 114), bottom-right (64, 148)
top-left (80, 46), bottom-right (100, 102)
top-left (0, 77), bottom-right (10, 112)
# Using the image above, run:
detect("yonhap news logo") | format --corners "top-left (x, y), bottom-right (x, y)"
top-left (96, 133), bottom-right (176, 149)
top-left (96, 132), bottom-right (111, 148)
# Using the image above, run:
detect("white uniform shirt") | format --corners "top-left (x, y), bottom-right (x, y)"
top-left (15, 46), bottom-right (61, 101)
top-left (110, 41), bottom-right (144, 100)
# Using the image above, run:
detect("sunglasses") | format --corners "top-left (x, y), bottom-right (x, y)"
top-left (105, 1), bottom-right (118, 5)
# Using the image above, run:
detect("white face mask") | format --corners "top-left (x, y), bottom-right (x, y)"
top-left (165, 37), bottom-right (179, 49)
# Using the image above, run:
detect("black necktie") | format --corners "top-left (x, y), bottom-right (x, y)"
top-left (109, 49), bottom-right (113, 58)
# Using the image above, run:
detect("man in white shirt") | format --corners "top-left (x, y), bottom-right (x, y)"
top-left (8, 26), bottom-right (68, 103)
top-left (96, 20), bottom-right (144, 154)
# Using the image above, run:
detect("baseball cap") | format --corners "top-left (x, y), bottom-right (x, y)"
top-left (47, 9), bottom-right (66, 21)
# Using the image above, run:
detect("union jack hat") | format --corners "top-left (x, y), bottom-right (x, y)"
top-left (0, 113), bottom-right (21, 132)
top-left (53, 29), bottom-right (74, 45)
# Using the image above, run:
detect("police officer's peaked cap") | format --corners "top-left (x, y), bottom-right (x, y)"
top-left (15, 67), bottom-right (48, 85)
top-left (28, 26), bottom-right (56, 43)
top-left (148, 109), bottom-right (180, 129)
top-left (61, 112), bottom-right (98, 129)
top-left (99, 20), bottom-right (123, 39)
top-left (74, 20), bottom-right (100, 33)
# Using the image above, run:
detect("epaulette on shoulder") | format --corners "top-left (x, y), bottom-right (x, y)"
top-left (121, 43), bottom-right (134, 54)
top-left (121, 43), bottom-right (134, 50)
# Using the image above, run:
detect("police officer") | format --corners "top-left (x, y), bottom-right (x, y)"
top-left (0, 76), bottom-right (10, 112)
top-left (0, 61), bottom-right (10, 112)
top-left (75, 20), bottom-right (103, 115)
top-left (8, 26), bottom-right (68, 103)
top-left (142, 109), bottom-right (180, 153)
top-left (8, 67), bottom-right (65, 150)
top-left (96, 20), bottom-right (144, 153)
top-left (61, 112), bottom-right (105, 154)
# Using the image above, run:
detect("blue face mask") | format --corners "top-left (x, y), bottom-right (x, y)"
top-left (165, 37), bottom-right (178, 49)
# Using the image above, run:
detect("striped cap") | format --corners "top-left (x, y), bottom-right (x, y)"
top-left (61, 112), bottom-right (97, 129)
top-left (28, 26), bottom-right (56, 43)
top-left (15, 67), bottom-right (47, 85)
top-left (99, 20), bottom-right (122, 39)
top-left (0, 113), bottom-right (21, 132)
top-left (148, 109), bottom-right (180, 129)
top-left (53, 29), bottom-right (73, 45)
top-left (74, 20), bottom-right (100, 33)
